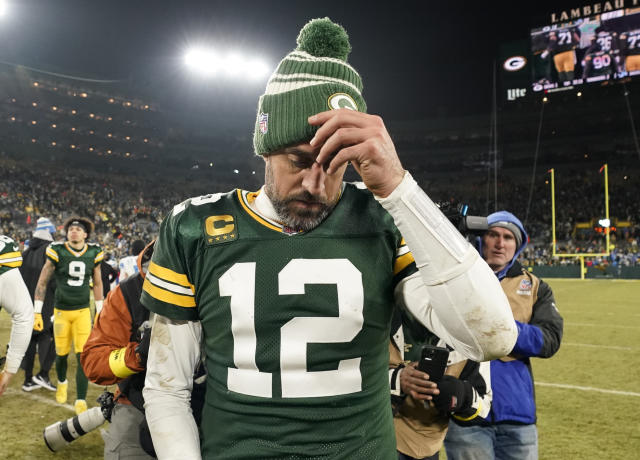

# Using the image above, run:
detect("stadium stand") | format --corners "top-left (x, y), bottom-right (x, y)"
top-left (1, 61), bottom-right (639, 273)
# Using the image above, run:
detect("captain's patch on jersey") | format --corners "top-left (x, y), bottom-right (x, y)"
top-left (204, 214), bottom-right (237, 245)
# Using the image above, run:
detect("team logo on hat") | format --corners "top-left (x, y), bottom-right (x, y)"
top-left (328, 93), bottom-right (357, 111)
top-left (259, 113), bottom-right (269, 134)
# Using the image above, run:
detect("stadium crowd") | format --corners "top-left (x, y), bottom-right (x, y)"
top-left (1, 155), bottom-right (639, 269)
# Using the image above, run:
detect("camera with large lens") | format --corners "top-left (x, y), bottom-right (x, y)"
top-left (43, 390), bottom-right (115, 452)
top-left (438, 201), bottom-right (488, 239)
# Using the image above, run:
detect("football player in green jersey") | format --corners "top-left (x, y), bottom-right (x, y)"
top-left (142, 18), bottom-right (518, 460)
top-left (0, 234), bottom-right (34, 396)
top-left (34, 217), bottom-right (104, 414)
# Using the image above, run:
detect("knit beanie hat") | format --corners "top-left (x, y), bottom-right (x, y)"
top-left (33, 217), bottom-right (56, 241)
top-left (253, 17), bottom-right (367, 155)
top-left (488, 221), bottom-right (523, 249)
top-left (486, 210), bottom-right (528, 253)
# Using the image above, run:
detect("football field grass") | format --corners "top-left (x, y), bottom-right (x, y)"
top-left (1, 279), bottom-right (639, 459)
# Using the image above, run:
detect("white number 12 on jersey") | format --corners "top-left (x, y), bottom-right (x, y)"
top-left (219, 259), bottom-right (364, 399)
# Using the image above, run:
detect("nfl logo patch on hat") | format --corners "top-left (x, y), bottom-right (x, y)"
top-left (259, 113), bottom-right (269, 134)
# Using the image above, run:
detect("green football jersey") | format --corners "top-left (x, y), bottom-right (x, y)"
top-left (141, 185), bottom-right (418, 460)
top-left (0, 235), bottom-right (22, 276)
top-left (46, 242), bottom-right (104, 310)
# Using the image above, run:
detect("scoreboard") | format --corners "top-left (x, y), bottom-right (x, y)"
top-left (531, 6), bottom-right (640, 92)
top-left (500, 4), bottom-right (640, 102)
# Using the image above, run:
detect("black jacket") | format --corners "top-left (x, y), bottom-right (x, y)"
top-left (20, 238), bottom-right (56, 326)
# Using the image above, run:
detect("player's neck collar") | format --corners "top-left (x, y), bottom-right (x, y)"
top-left (65, 241), bottom-right (87, 256)
top-left (237, 184), bottom-right (346, 235)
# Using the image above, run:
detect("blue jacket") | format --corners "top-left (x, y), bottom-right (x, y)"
top-left (459, 211), bottom-right (563, 425)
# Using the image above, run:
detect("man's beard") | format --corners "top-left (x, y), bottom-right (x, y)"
top-left (265, 167), bottom-right (336, 232)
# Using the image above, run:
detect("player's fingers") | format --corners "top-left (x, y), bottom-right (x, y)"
top-left (309, 110), bottom-right (375, 149)
top-left (315, 127), bottom-right (370, 168)
top-left (309, 108), bottom-right (369, 129)
top-left (323, 145), bottom-right (363, 175)
top-left (410, 390), bottom-right (431, 401)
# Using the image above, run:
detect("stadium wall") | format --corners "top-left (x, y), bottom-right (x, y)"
top-left (529, 265), bottom-right (640, 279)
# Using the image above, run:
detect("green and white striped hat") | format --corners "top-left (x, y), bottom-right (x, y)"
top-left (253, 17), bottom-right (367, 155)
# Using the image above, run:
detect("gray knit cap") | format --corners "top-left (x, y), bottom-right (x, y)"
top-left (253, 17), bottom-right (367, 155)
top-left (489, 221), bottom-right (523, 249)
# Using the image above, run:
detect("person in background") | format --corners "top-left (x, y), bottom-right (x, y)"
top-left (444, 211), bottom-right (563, 460)
top-left (101, 254), bottom-right (119, 298)
top-left (0, 234), bottom-right (35, 396)
top-left (118, 239), bottom-right (145, 283)
top-left (82, 241), bottom-right (156, 459)
top-left (33, 216), bottom-right (104, 414)
top-left (19, 217), bottom-right (57, 392)
top-left (82, 240), bottom-right (205, 459)
top-left (390, 308), bottom-right (491, 460)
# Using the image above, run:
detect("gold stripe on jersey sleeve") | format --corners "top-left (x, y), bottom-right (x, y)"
top-left (393, 251), bottom-right (415, 275)
top-left (94, 251), bottom-right (105, 263)
top-left (148, 261), bottom-right (194, 290)
top-left (0, 251), bottom-right (21, 261)
top-left (143, 278), bottom-right (196, 308)
top-left (0, 252), bottom-right (22, 267)
top-left (46, 247), bottom-right (59, 262)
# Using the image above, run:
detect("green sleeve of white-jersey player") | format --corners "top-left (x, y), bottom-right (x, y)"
top-left (0, 235), bottom-right (22, 275)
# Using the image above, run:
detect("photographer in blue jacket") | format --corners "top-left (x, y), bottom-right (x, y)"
top-left (444, 211), bottom-right (563, 460)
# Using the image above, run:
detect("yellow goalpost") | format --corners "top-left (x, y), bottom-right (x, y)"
top-left (549, 164), bottom-right (610, 280)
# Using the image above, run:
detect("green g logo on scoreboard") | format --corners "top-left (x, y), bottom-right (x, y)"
top-left (328, 93), bottom-right (357, 111)
top-left (205, 215), bottom-right (237, 245)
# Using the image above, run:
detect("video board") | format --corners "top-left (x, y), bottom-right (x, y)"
top-left (531, 7), bottom-right (640, 92)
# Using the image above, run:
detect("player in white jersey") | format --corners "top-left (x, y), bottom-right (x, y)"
top-left (0, 235), bottom-right (35, 396)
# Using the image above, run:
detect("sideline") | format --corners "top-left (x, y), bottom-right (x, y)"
top-left (4, 387), bottom-right (75, 412)
top-left (536, 381), bottom-right (640, 397)
top-left (565, 322), bottom-right (640, 329)
top-left (546, 278), bottom-right (640, 283)
top-left (561, 341), bottom-right (633, 351)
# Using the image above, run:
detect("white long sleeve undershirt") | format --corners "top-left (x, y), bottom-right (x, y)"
top-left (0, 269), bottom-right (34, 374)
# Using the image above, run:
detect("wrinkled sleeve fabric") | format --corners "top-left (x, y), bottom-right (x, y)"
top-left (143, 314), bottom-right (202, 460)
top-left (379, 172), bottom-right (517, 362)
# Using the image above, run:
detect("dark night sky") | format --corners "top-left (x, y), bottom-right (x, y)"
top-left (0, 0), bottom-right (584, 125)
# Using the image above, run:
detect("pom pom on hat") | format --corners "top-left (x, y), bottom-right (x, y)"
top-left (253, 17), bottom-right (366, 155)
top-left (296, 17), bottom-right (351, 61)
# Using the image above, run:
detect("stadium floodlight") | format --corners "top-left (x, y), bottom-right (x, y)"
top-left (184, 46), bottom-right (270, 81)
top-left (0, 0), bottom-right (7, 18)
top-left (223, 53), bottom-right (244, 76)
top-left (185, 48), bottom-right (221, 76)
top-left (598, 218), bottom-right (610, 228)
top-left (246, 58), bottom-right (270, 80)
